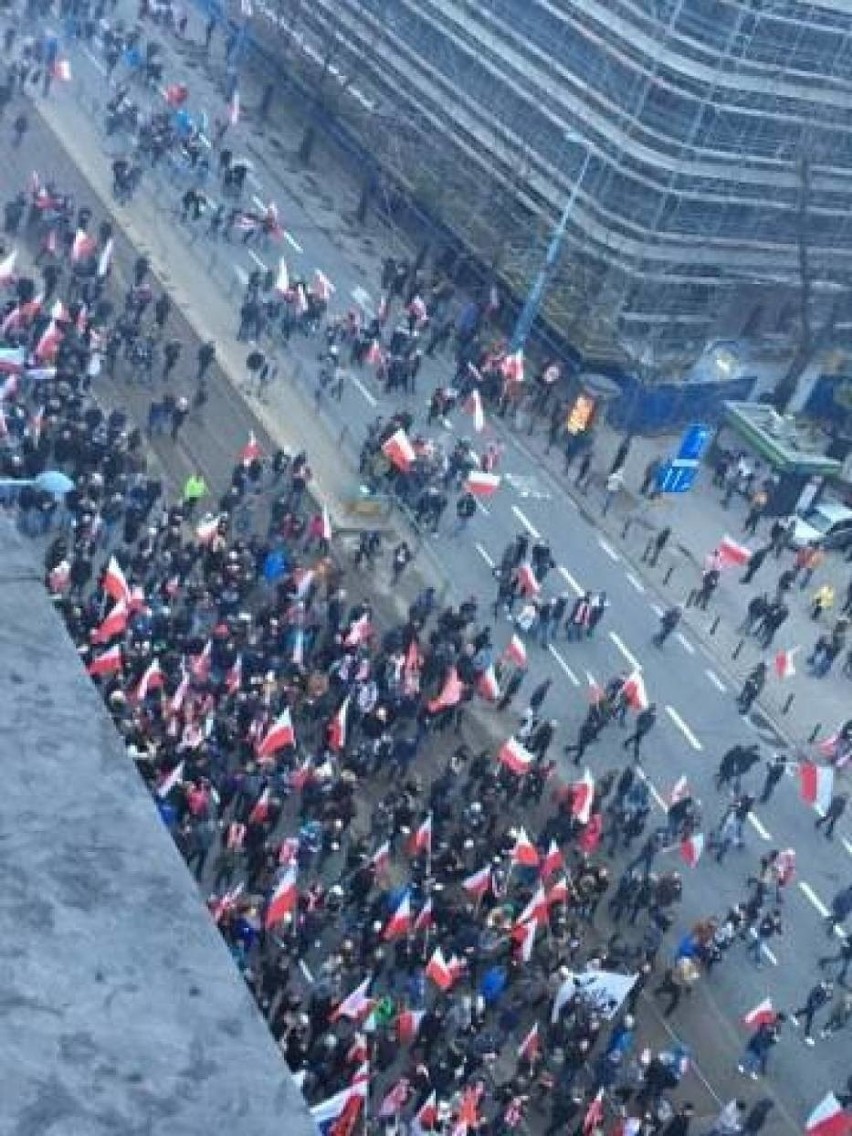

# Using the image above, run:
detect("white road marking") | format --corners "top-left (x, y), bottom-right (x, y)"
top-left (598, 536), bottom-right (620, 562)
top-left (475, 499), bottom-right (491, 517)
top-left (763, 946), bottom-right (778, 967)
top-left (625, 572), bottom-right (645, 593)
top-left (705, 668), bottom-right (727, 693)
top-left (475, 542), bottom-right (495, 568)
top-left (283, 230), bottom-right (303, 254)
top-left (676, 632), bottom-right (695, 655)
top-left (511, 505), bottom-right (541, 539)
top-left (665, 705), bottom-right (703, 751)
top-left (247, 171), bottom-right (264, 191)
top-left (609, 631), bottom-right (641, 672)
top-left (83, 46), bottom-right (108, 75)
top-left (651, 603), bottom-right (664, 618)
top-left (843, 837), bottom-right (852, 859)
top-left (799, 882), bottom-right (830, 918)
top-left (299, 960), bottom-right (314, 983)
top-left (350, 373), bottom-right (377, 407)
top-left (351, 286), bottom-right (373, 311)
top-left (585, 670), bottom-right (598, 689)
top-left (252, 193), bottom-right (267, 211)
top-left (247, 250), bottom-right (267, 270)
top-left (548, 645), bottom-right (580, 686)
top-left (557, 565), bottom-right (583, 596)
top-left (636, 767), bottom-right (667, 811)
top-left (747, 813), bottom-right (772, 841)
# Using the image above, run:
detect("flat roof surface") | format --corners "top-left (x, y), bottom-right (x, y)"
top-left (0, 519), bottom-right (313, 1136)
top-left (724, 401), bottom-right (843, 473)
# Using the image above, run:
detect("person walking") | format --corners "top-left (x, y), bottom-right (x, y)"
top-left (736, 662), bottom-right (766, 714)
top-left (758, 752), bottom-right (788, 803)
top-left (740, 544), bottom-right (770, 584)
top-left (823, 884), bottom-right (852, 937)
top-left (707, 1100), bottom-right (747, 1136)
top-left (737, 1018), bottom-right (783, 1079)
top-left (653, 604), bottom-right (682, 647)
top-left (643, 525), bottom-right (671, 567)
top-left (820, 992), bottom-right (852, 1039)
top-left (182, 472), bottom-right (208, 516)
top-left (653, 954), bottom-right (701, 1017)
top-left (391, 541), bottom-right (413, 584)
top-left (449, 490), bottom-right (476, 537)
top-left (196, 340), bottom-right (217, 382)
top-left (693, 566), bottom-right (720, 610)
top-left (815, 791), bottom-right (848, 839)
top-left (791, 980), bottom-right (834, 1044)
top-left (622, 703), bottom-right (657, 761)
top-left (742, 1100), bottom-right (775, 1135)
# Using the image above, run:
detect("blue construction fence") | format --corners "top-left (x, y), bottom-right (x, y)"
top-left (196, 0), bottom-right (756, 434)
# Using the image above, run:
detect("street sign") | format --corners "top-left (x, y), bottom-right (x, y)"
top-left (676, 423), bottom-right (712, 463)
top-left (655, 460), bottom-right (699, 495)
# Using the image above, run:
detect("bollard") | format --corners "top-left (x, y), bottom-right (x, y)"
top-left (809, 723), bottom-right (821, 743)
top-left (663, 564), bottom-right (675, 585)
top-left (782, 693), bottom-right (794, 715)
top-left (732, 638), bottom-right (744, 659)
top-left (709, 616), bottom-right (720, 636)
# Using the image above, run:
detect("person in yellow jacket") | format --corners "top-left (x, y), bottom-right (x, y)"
top-left (811, 583), bottom-right (835, 621)
top-left (182, 472), bottom-right (208, 516)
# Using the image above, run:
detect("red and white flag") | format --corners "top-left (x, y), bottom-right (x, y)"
top-left (462, 865), bottom-right (492, 898)
top-left (265, 865), bottom-right (298, 928)
top-left (427, 667), bottom-right (464, 713)
top-left (407, 813), bottom-right (432, 857)
top-left (476, 665), bottom-right (500, 701)
top-left (800, 762), bottom-right (834, 812)
top-left (465, 470), bottom-right (501, 497)
top-left (415, 1092), bottom-right (438, 1131)
top-left (468, 388), bottom-right (485, 433)
top-left (622, 669), bottom-right (648, 711)
top-left (774, 647), bottom-right (799, 679)
top-left (320, 503), bottom-right (333, 543)
top-left (742, 998), bottom-right (777, 1029)
top-left (190, 640), bottom-right (212, 682)
top-left (70, 229), bottom-right (96, 262)
top-left (572, 769), bottom-right (595, 825)
top-left (256, 709), bottom-right (296, 758)
top-left (425, 947), bottom-right (454, 991)
top-left (225, 655), bottom-right (243, 695)
top-left (365, 339), bottom-right (383, 366)
top-left (346, 1033), bottom-right (368, 1065)
top-left (383, 891), bottom-right (412, 940)
top-left (240, 431), bottom-right (261, 464)
top-left (344, 613), bottom-right (373, 647)
top-left (248, 787), bottom-right (272, 825)
top-left (53, 58), bottom-right (72, 81)
top-left (86, 644), bottom-right (123, 677)
top-left (503, 634), bottom-right (528, 668)
top-left (517, 562), bottom-right (540, 596)
top-left (805, 1094), bottom-right (852, 1136)
top-left (502, 350), bottom-right (524, 384)
top-left (512, 827), bottom-right (540, 867)
top-left (512, 917), bottom-right (537, 963)
top-left (413, 898), bottom-right (434, 933)
top-left (381, 427), bottom-right (417, 471)
top-left (0, 249), bottom-right (17, 284)
top-left (156, 760), bottom-right (184, 799)
top-left (92, 599), bottom-right (128, 643)
top-left (196, 514), bottom-right (222, 544)
top-left (313, 269), bottom-right (335, 302)
top-left (396, 1009), bottom-right (425, 1044)
top-left (517, 883), bottom-right (549, 927)
top-left (499, 737), bottom-right (535, 776)
top-left (668, 775), bottom-right (690, 805)
top-left (717, 534), bottom-right (752, 567)
top-left (680, 833), bottom-right (704, 868)
top-left (227, 87), bottom-right (240, 125)
top-left (541, 840), bottom-right (564, 879)
top-left (379, 1078), bottom-right (411, 1118)
top-left (132, 659), bottom-right (164, 703)
top-left (518, 1022), bottom-right (541, 1062)
top-left (331, 977), bottom-right (374, 1022)
top-left (328, 696), bottom-right (350, 751)
top-left (547, 876), bottom-right (569, 906)
top-left (104, 561), bottom-right (129, 612)
top-left (371, 841), bottom-right (390, 874)
top-left (273, 257), bottom-right (289, 296)
top-left (583, 1089), bottom-right (605, 1136)
top-left (35, 319), bottom-right (62, 361)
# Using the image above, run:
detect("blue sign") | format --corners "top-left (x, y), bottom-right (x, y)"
top-left (676, 423), bottom-right (712, 463)
top-left (656, 460), bottom-right (699, 495)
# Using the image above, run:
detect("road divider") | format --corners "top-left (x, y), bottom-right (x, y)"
top-left (665, 705), bottom-right (703, 751)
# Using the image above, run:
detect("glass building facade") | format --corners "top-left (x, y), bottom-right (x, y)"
top-left (269, 0), bottom-right (852, 360)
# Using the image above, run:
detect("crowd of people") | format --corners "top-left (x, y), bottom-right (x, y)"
top-left (1, 10), bottom-right (851, 1136)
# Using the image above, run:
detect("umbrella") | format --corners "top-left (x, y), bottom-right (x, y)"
top-left (34, 469), bottom-right (74, 496)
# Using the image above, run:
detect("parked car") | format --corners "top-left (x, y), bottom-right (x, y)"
top-left (789, 502), bottom-right (852, 550)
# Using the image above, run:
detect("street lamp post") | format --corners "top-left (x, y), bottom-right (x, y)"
top-left (510, 139), bottom-right (592, 352)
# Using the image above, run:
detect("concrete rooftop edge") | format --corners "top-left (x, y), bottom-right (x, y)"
top-left (0, 518), bottom-right (313, 1136)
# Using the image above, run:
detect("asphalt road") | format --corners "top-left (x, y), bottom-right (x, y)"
top-left (7, 11), bottom-right (851, 1127)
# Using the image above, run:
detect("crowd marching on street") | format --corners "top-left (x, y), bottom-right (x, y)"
top-left (2, 8), bottom-right (852, 1136)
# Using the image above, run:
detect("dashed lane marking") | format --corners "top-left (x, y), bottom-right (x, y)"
top-left (247, 250), bottom-right (267, 271)
top-left (350, 373), bottom-right (377, 407)
top-left (475, 499), bottom-right (491, 518)
top-left (651, 603), bottom-right (664, 618)
top-left (609, 630), bottom-right (641, 672)
top-left (557, 565), bottom-right (583, 596)
top-left (475, 543), bottom-right (495, 568)
top-left (665, 705), bottom-right (703, 751)
top-left (83, 46), bottom-right (108, 76)
top-left (747, 813), bottom-right (772, 841)
top-left (511, 505), bottom-right (541, 539)
top-left (636, 767), bottom-right (667, 811)
top-left (625, 572), bottom-right (645, 593)
top-left (283, 230), bottom-right (303, 254)
top-left (548, 645), bottom-right (580, 686)
top-left (598, 536), bottom-right (620, 562)
top-left (705, 669), bottom-right (727, 693)
top-left (842, 837), bottom-right (852, 859)
top-left (676, 632), bottom-right (695, 655)
top-left (799, 882), bottom-right (830, 918)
